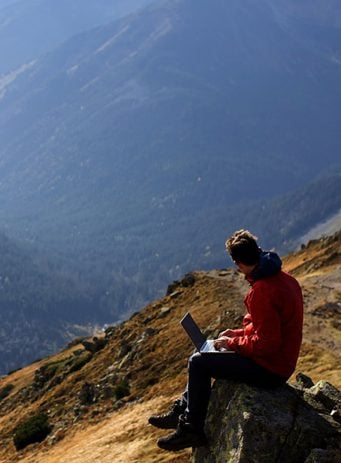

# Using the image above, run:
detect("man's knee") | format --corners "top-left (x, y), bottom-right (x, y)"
top-left (188, 352), bottom-right (206, 371)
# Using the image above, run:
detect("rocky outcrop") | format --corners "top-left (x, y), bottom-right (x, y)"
top-left (166, 272), bottom-right (196, 295)
top-left (81, 336), bottom-right (108, 353)
top-left (193, 376), bottom-right (340, 463)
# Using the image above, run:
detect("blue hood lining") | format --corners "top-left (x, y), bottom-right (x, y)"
top-left (249, 250), bottom-right (282, 281)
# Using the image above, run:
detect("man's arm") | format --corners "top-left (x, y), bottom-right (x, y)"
top-left (214, 336), bottom-right (234, 351)
top-left (218, 328), bottom-right (242, 338)
top-left (224, 283), bottom-right (282, 357)
top-left (218, 312), bottom-right (253, 338)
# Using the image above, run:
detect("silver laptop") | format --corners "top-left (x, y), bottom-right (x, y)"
top-left (180, 312), bottom-right (223, 353)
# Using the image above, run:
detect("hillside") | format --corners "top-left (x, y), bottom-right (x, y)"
top-left (0, 232), bottom-right (106, 375)
top-left (0, 0), bottom-right (153, 74)
top-left (0, 231), bottom-right (339, 463)
top-left (0, 0), bottom-right (340, 326)
top-left (1, 0), bottom-right (340, 219)
top-left (0, 173), bottom-right (339, 377)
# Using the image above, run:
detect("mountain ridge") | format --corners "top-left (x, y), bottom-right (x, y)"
top-left (0, 0), bottom-right (154, 75)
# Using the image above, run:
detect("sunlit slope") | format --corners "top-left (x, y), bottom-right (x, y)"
top-left (0, 232), bottom-right (339, 463)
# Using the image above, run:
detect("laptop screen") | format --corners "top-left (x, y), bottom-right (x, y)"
top-left (180, 312), bottom-right (207, 350)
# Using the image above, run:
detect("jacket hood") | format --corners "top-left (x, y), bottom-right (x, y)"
top-left (248, 250), bottom-right (282, 283)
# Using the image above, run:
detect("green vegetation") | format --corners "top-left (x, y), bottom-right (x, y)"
top-left (0, 383), bottom-right (14, 402)
top-left (13, 413), bottom-right (52, 450)
top-left (68, 352), bottom-right (92, 373)
top-left (45, 358), bottom-right (72, 377)
top-left (35, 352), bottom-right (92, 387)
top-left (114, 379), bottom-right (130, 400)
top-left (139, 376), bottom-right (158, 390)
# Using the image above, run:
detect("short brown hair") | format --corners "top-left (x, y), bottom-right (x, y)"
top-left (225, 229), bottom-right (261, 265)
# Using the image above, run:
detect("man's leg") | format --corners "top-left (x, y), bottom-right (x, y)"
top-left (157, 351), bottom-right (285, 451)
top-left (148, 397), bottom-right (186, 429)
top-left (185, 351), bottom-right (284, 428)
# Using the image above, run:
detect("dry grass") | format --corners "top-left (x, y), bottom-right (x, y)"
top-left (17, 397), bottom-right (191, 463)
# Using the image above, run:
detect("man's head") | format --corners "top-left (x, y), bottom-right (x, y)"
top-left (225, 229), bottom-right (261, 274)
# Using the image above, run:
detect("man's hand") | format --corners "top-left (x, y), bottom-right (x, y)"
top-left (218, 329), bottom-right (237, 338)
top-left (213, 336), bottom-right (233, 351)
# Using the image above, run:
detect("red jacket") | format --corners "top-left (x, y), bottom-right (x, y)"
top-left (226, 270), bottom-right (304, 379)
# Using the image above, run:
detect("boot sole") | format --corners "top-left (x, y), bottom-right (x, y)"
top-left (157, 437), bottom-right (208, 451)
top-left (148, 418), bottom-right (178, 429)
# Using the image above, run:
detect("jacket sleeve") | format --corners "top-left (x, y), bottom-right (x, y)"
top-left (227, 313), bottom-right (253, 337)
top-left (226, 283), bottom-right (282, 357)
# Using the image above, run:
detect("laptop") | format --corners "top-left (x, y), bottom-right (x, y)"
top-left (180, 312), bottom-right (227, 353)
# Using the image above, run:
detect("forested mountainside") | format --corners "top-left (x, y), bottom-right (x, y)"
top-left (0, 231), bottom-right (339, 463)
top-left (1, 173), bottom-right (339, 375)
top-left (0, 0), bottom-right (340, 370)
top-left (0, 232), bottom-right (107, 375)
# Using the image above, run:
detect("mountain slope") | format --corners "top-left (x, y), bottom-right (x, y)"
top-left (0, 5), bottom-right (339, 224)
top-left (0, 0), bottom-right (340, 333)
top-left (1, 173), bottom-right (338, 377)
top-left (299, 209), bottom-right (341, 245)
top-left (0, 232), bottom-right (106, 375)
top-left (0, 231), bottom-right (339, 463)
top-left (0, 0), bottom-right (154, 74)
top-left (1, 0), bottom-right (340, 202)
top-left (240, 173), bottom-right (341, 250)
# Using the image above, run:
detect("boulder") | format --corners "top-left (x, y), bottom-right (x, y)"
top-left (166, 272), bottom-right (196, 295)
top-left (193, 378), bottom-right (340, 463)
top-left (78, 382), bottom-right (96, 405)
top-left (305, 381), bottom-right (341, 412)
top-left (81, 336), bottom-right (107, 354)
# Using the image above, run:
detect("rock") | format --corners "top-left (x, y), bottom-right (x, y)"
top-left (118, 351), bottom-right (136, 369)
top-left (144, 327), bottom-right (157, 337)
top-left (73, 405), bottom-right (88, 417)
top-left (306, 381), bottom-right (341, 412)
top-left (137, 328), bottom-right (158, 344)
top-left (78, 382), bottom-right (96, 405)
top-left (331, 407), bottom-right (341, 424)
top-left (47, 427), bottom-right (66, 446)
top-left (100, 386), bottom-right (115, 400)
top-left (296, 373), bottom-right (315, 389)
top-left (104, 326), bottom-right (117, 339)
top-left (169, 290), bottom-right (182, 299)
top-left (304, 449), bottom-right (341, 463)
top-left (81, 336), bottom-right (108, 354)
top-left (166, 273), bottom-right (196, 295)
top-left (72, 349), bottom-right (84, 357)
top-left (181, 273), bottom-right (196, 287)
top-left (159, 307), bottom-right (171, 318)
top-left (193, 379), bottom-right (340, 463)
top-left (166, 280), bottom-right (181, 295)
top-left (112, 400), bottom-right (125, 411)
top-left (34, 366), bottom-right (51, 389)
top-left (100, 372), bottom-right (118, 385)
top-left (118, 341), bottom-right (131, 358)
top-left (218, 270), bottom-right (229, 277)
top-left (67, 337), bottom-right (87, 348)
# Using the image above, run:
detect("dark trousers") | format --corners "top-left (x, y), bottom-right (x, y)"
top-left (180, 352), bottom-right (286, 429)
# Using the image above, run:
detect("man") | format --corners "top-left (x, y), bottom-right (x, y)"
top-left (149, 229), bottom-right (304, 451)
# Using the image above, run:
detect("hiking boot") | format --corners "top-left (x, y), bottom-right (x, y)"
top-left (148, 400), bottom-right (184, 429)
top-left (157, 419), bottom-right (208, 451)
